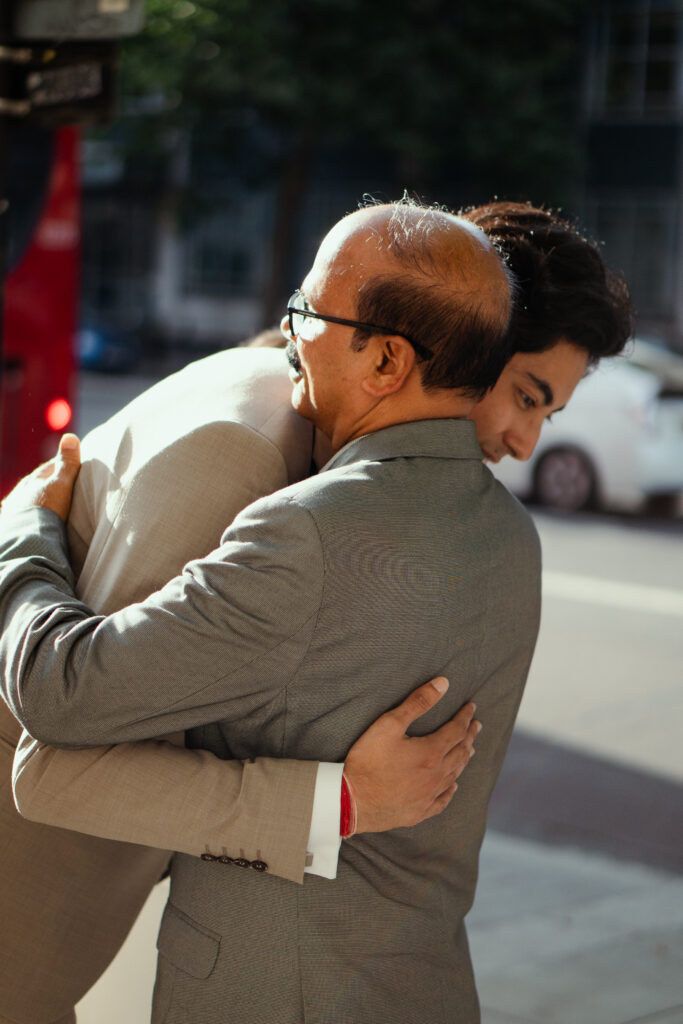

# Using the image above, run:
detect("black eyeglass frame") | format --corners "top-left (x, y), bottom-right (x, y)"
top-left (286, 290), bottom-right (433, 362)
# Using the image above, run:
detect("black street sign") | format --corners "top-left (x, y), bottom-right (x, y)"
top-left (0, 41), bottom-right (117, 124)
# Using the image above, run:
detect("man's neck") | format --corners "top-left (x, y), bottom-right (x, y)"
top-left (312, 429), bottom-right (334, 471)
top-left (332, 390), bottom-right (476, 452)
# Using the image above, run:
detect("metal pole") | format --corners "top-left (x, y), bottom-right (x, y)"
top-left (0, 0), bottom-right (14, 484)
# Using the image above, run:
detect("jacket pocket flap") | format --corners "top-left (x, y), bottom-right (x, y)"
top-left (157, 902), bottom-right (220, 979)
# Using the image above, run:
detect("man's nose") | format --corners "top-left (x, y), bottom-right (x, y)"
top-left (508, 419), bottom-right (543, 462)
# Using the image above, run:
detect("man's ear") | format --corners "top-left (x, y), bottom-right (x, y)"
top-left (360, 335), bottom-right (417, 398)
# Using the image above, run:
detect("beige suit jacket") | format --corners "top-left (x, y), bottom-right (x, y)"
top-left (1, 348), bottom-right (320, 1024)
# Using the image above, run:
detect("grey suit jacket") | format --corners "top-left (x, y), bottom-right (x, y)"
top-left (0, 417), bottom-right (541, 1024)
top-left (0, 348), bottom-right (319, 1024)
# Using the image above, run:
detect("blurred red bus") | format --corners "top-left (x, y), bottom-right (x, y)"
top-left (1, 125), bottom-right (79, 497)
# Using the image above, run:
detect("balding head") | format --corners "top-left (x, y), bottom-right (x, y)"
top-left (315, 201), bottom-right (513, 399)
top-left (285, 198), bottom-right (515, 449)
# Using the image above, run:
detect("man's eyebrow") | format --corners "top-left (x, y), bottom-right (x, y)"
top-left (526, 372), bottom-right (554, 407)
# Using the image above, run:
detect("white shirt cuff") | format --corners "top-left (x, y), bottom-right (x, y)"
top-left (304, 761), bottom-right (343, 879)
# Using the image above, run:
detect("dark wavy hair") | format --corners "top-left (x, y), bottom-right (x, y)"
top-left (464, 201), bottom-right (634, 367)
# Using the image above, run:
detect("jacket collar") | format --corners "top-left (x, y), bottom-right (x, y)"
top-left (323, 418), bottom-right (482, 472)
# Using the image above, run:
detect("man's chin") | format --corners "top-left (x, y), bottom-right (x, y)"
top-left (290, 382), bottom-right (321, 430)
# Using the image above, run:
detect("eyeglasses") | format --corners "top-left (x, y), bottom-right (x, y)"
top-left (286, 290), bottom-right (433, 362)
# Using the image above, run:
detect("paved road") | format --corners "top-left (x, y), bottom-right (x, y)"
top-left (524, 511), bottom-right (682, 779)
top-left (73, 371), bottom-right (683, 1024)
top-left (502, 509), bottom-right (683, 867)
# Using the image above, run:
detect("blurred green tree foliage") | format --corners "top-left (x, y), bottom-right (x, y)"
top-left (118, 0), bottom-right (588, 320)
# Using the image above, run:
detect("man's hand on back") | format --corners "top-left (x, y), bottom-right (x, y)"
top-left (344, 678), bottom-right (481, 834)
top-left (1, 433), bottom-right (81, 523)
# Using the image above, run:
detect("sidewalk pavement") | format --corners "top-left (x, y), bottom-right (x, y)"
top-left (470, 830), bottom-right (682, 1024)
top-left (468, 728), bottom-right (683, 1024)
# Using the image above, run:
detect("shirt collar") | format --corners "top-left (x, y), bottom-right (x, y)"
top-left (322, 418), bottom-right (483, 472)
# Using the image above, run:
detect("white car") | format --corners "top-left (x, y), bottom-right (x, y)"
top-left (628, 336), bottom-right (683, 392)
top-left (490, 342), bottom-right (683, 513)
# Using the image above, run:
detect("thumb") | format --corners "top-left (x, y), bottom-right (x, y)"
top-left (56, 433), bottom-right (81, 474)
top-left (390, 677), bottom-right (449, 731)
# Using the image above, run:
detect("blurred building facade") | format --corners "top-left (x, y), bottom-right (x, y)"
top-left (80, 0), bottom-right (683, 357)
top-left (583, 0), bottom-right (683, 345)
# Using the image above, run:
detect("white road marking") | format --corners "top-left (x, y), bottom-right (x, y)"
top-left (543, 571), bottom-right (683, 619)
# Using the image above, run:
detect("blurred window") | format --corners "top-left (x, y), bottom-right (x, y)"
top-left (181, 194), bottom-right (270, 298)
top-left (589, 2), bottom-right (683, 117)
top-left (81, 195), bottom-right (154, 330)
top-left (585, 196), bottom-right (678, 317)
